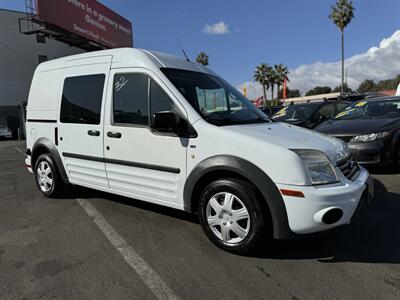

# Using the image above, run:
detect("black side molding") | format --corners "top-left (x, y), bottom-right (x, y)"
top-left (62, 152), bottom-right (181, 174)
top-left (27, 119), bottom-right (57, 123)
top-left (62, 152), bottom-right (104, 162)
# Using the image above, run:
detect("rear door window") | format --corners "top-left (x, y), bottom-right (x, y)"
top-left (60, 74), bottom-right (105, 124)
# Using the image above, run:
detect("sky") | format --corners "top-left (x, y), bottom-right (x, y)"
top-left (1, 0), bottom-right (399, 97)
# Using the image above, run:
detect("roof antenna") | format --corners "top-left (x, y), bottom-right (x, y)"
top-left (177, 38), bottom-right (190, 62)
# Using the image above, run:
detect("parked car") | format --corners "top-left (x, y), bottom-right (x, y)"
top-left (338, 92), bottom-right (386, 102)
top-left (0, 125), bottom-right (12, 139)
top-left (25, 49), bottom-right (373, 254)
top-left (273, 100), bottom-right (350, 129)
top-left (259, 106), bottom-right (283, 117)
top-left (315, 96), bottom-right (400, 166)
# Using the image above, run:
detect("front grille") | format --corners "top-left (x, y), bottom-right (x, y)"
top-left (332, 135), bottom-right (354, 143)
top-left (336, 155), bottom-right (360, 181)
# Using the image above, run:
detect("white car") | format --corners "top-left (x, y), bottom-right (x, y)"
top-left (0, 126), bottom-right (12, 139)
top-left (25, 49), bottom-right (374, 254)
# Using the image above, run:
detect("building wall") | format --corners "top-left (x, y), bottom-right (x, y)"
top-left (0, 9), bottom-right (85, 107)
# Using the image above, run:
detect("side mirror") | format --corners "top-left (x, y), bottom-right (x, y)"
top-left (153, 111), bottom-right (196, 137)
top-left (153, 111), bottom-right (178, 132)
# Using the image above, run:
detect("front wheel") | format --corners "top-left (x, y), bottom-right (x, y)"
top-left (198, 178), bottom-right (270, 255)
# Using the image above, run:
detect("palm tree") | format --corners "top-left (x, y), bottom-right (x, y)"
top-left (254, 63), bottom-right (269, 106)
top-left (274, 64), bottom-right (289, 101)
top-left (196, 52), bottom-right (209, 66)
top-left (266, 66), bottom-right (278, 104)
top-left (329, 0), bottom-right (355, 95)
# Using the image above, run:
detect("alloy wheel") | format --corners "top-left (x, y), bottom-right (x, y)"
top-left (206, 192), bottom-right (250, 244)
top-left (36, 161), bottom-right (53, 193)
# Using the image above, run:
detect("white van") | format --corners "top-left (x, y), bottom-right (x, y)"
top-left (25, 48), bottom-right (373, 254)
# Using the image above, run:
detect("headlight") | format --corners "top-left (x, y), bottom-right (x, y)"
top-left (332, 140), bottom-right (351, 163)
top-left (352, 131), bottom-right (389, 142)
top-left (292, 149), bottom-right (339, 185)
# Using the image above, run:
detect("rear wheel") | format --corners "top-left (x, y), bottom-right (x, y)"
top-left (198, 178), bottom-right (269, 254)
top-left (34, 154), bottom-right (64, 198)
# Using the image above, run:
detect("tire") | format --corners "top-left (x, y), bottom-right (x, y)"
top-left (198, 178), bottom-right (270, 255)
top-left (34, 154), bottom-right (64, 198)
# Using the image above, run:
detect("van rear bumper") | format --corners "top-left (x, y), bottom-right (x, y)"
top-left (25, 154), bottom-right (33, 174)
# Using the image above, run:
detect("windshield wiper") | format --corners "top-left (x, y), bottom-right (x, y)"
top-left (204, 116), bottom-right (237, 125)
top-left (204, 115), bottom-right (270, 126)
top-left (231, 117), bottom-right (270, 124)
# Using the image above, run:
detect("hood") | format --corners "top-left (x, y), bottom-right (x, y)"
top-left (223, 122), bottom-right (347, 162)
top-left (315, 118), bottom-right (400, 135)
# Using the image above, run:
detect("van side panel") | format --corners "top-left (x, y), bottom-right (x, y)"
top-left (26, 69), bottom-right (63, 170)
top-left (26, 70), bottom-right (63, 121)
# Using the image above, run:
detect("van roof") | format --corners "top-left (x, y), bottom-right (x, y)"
top-left (35, 48), bottom-right (216, 75)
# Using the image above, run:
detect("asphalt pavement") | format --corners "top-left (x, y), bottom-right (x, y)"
top-left (1, 140), bottom-right (400, 299)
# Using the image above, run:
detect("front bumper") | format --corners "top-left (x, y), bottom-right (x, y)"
top-left (277, 166), bottom-right (373, 235)
top-left (348, 139), bottom-right (394, 165)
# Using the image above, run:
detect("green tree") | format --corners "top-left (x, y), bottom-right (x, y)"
top-left (196, 52), bottom-right (209, 66)
top-left (376, 76), bottom-right (400, 90)
top-left (333, 83), bottom-right (352, 93)
top-left (357, 79), bottom-right (378, 93)
top-left (266, 66), bottom-right (278, 104)
top-left (278, 87), bottom-right (301, 99)
top-left (254, 63), bottom-right (270, 106)
top-left (274, 64), bottom-right (289, 101)
top-left (305, 86), bottom-right (332, 96)
top-left (329, 0), bottom-right (355, 94)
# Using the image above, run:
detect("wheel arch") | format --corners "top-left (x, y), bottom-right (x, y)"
top-left (392, 129), bottom-right (400, 151)
top-left (31, 138), bottom-right (69, 183)
top-left (184, 155), bottom-right (293, 239)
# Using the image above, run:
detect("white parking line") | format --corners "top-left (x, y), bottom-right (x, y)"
top-left (14, 146), bottom-right (23, 153)
top-left (76, 198), bottom-right (180, 300)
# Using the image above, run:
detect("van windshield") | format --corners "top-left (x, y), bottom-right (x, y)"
top-left (161, 68), bottom-right (270, 126)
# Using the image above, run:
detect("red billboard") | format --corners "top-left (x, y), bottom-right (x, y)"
top-left (36, 0), bottom-right (133, 48)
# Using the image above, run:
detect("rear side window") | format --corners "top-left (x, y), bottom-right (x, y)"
top-left (60, 74), bottom-right (105, 124)
top-left (113, 73), bottom-right (149, 125)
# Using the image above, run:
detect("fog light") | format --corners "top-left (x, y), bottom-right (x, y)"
top-left (322, 208), bottom-right (343, 225)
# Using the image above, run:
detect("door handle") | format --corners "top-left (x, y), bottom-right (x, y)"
top-left (107, 131), bottom-right (122, 138)
top-left (87, 130), bottom-right (100, 136)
